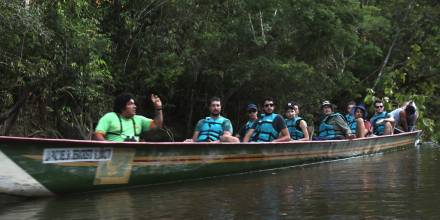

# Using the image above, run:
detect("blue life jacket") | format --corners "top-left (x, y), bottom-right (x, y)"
top-left (285, 116), bottom-right (304, 140)
top-left (197, 116), bottom-right (226, 142)
top-left (371, 112), bottom-right (389, 135)
top-left (346, 114), bottom-right (357, 134)
top-left (252, 113), bottom-right (280, 142)
top-left (239, 120), bottom-right (256, 141)
top-left (318, 113), bottom-right (345, 139)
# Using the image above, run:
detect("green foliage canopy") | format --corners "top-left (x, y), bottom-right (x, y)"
top-left (1, 0), bottom-right (439, 142)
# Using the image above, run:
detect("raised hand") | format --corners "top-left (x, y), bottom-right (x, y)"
top-left (150, 94), bottom-right (162, 110)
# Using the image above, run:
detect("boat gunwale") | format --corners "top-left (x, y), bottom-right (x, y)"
top-left (0, 131), bottom-right (421, 148)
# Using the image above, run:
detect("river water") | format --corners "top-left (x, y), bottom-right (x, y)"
top-left (1, 143), bottom-right (440, 219)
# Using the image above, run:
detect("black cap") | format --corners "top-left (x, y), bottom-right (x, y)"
top-left (285, 102), bottom-right (294, 110)
top-left (247, 103), bottom-right (257, 111)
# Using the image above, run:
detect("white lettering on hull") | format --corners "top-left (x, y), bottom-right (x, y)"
top-left (43, 148), bottom-right (112, 163)
top-left (0, 150), bottom-right (53, 197)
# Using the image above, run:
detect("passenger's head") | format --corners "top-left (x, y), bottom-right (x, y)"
top-left (209, 96), bottom-right (222, 116)
top-left (347, 101), bottom-right (356, 114)
top-left (405, 103), bottom-right (416, 116)
top-left (321, 100), bottom-right (333, 116)
top-left (292, 103), bottom-right (300, 115)
top-left (374, 99), bottom-right (385, 113)
top-left (285, 102), bottom-right (295, 119)
top-left (262, 97), bottom-right (275, 114)
top-left (247, 103), bottom-right (258, 120)
top-left (353, 105), bottom-right (367, 119)
top-left (114, 93), bottom-right (136, 117)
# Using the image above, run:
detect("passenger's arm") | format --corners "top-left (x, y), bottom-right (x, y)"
top-left (384, 114), bottom-right (395, 123)
top-left (298, 120), bottom-right (309, 141)
top-left (94, 132), bottom-right (106, 141)
top-left (94, 115), bottom-right (110, 141)
top-left (153, 109), bottom-right (163, 128)
top-left (190, 131), bottom-right (200, 142)
top-left (355, 118), bottom-right (366, 138)
top-left (222, 130), bottom-right (233, 137)
top-left (243, 128), bottom-right (255, 142)
top-left (151, 94), bottom-right (163, 128)
top-left (220, 131), bottom-right (239, 142)
top-left (273, 128), bottom-right (291, 142)
top-left (399, 110), bottom-right (408, 132)
top-left (336, 116), bottom-right (352, 135)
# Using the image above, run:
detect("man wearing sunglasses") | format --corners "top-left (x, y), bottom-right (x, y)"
top-left (188, 97), bottom-right (239, 142)
top-left (243, 97), bottom-right (290, 142)
top-left (236, 103), bottom-right (259, 142)
top-left (370, 99), bottom-right (394, 135)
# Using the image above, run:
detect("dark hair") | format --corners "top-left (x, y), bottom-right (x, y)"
top-left (113, 93), bottom-right (134, 113)
top-left (354, 105), bottom-right (367, 119)
top-left (262, 97), bottom-right (274, 105)
top-left (285, 101), bottom-right (299, 110)
top-left (374, 99), bottom-right (383, 105)
top-left (405, 105), bottom-right (416, 115)
top-left (209, 96), bottom-right (221, 105)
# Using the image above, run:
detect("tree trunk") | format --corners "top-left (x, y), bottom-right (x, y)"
top-left (372, 2), bottom-right (413, 90)
top-left (0, 91), bottom-right (27, 135)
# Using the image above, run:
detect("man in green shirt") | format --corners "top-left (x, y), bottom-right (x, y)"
top-left (94, 93), bottom-right (163, 142)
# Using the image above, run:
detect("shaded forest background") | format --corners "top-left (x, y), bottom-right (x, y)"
top-left (1, 0), bottom-right (439, 142)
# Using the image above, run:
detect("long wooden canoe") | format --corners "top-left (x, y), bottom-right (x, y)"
top-left (0, 131), bottom-right (420, 197)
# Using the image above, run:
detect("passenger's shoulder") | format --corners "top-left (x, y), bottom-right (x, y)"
top-left (101, 112), bottom-right (117, 119)
top-left (133, 115), bottom-right (151, 121)
top-left (221, 117), bottom-right (232, 123)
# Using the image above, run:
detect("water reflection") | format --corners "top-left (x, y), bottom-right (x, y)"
top-left (1, 144), bottom-right (440, 219)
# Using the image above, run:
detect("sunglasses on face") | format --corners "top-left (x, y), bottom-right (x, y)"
top-left (248, 110), bottom-right (257, 113)
top-left (264, 103), bottom-right (274, 107)
top-left (375, 105), bottom-right (384, 108)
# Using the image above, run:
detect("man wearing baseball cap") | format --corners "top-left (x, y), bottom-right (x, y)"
top-left (236, 103), bottom-right (259, 141)
top-left (243, 97), bottom-right (290, 142)
top-left (315, 100), bottom-right (354, 140)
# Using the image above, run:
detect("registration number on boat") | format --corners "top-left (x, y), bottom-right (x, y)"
top-left (43, 148), bottom-right (113, 163)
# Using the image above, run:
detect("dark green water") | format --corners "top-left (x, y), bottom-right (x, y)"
top-left (1, 143), bottom-right (440, 219)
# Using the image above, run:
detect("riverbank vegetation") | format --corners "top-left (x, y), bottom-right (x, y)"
top-left (1, 0), bottom-right (439, 142)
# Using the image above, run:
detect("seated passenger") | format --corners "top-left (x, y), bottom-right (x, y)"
top-left (345, 101), bottom-right (357, 134)
top-left (314, 100), bottom-right (354, 140)
top-left (352, 105), bottom-right (371, 138)
top-left (236, 103), bottom-right (259, 142)
top-left (389, 101), bottom-right (418, 133)
top-left (188, 97), bottom-right (239, 142)
top-left (243, 97), bottom-right (290, 142)
top-left (284, 102), bottom-right (309, 141)
top-left (94, 93), bottom-right (163, 142)
top-left (370, 99), bottom-right (394, 136)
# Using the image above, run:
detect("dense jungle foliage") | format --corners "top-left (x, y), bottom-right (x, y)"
top-left (1, 0), bottom-right (439, 142)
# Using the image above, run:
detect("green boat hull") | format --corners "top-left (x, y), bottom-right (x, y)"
top-left (0, 131), bottom-right (420, 197)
